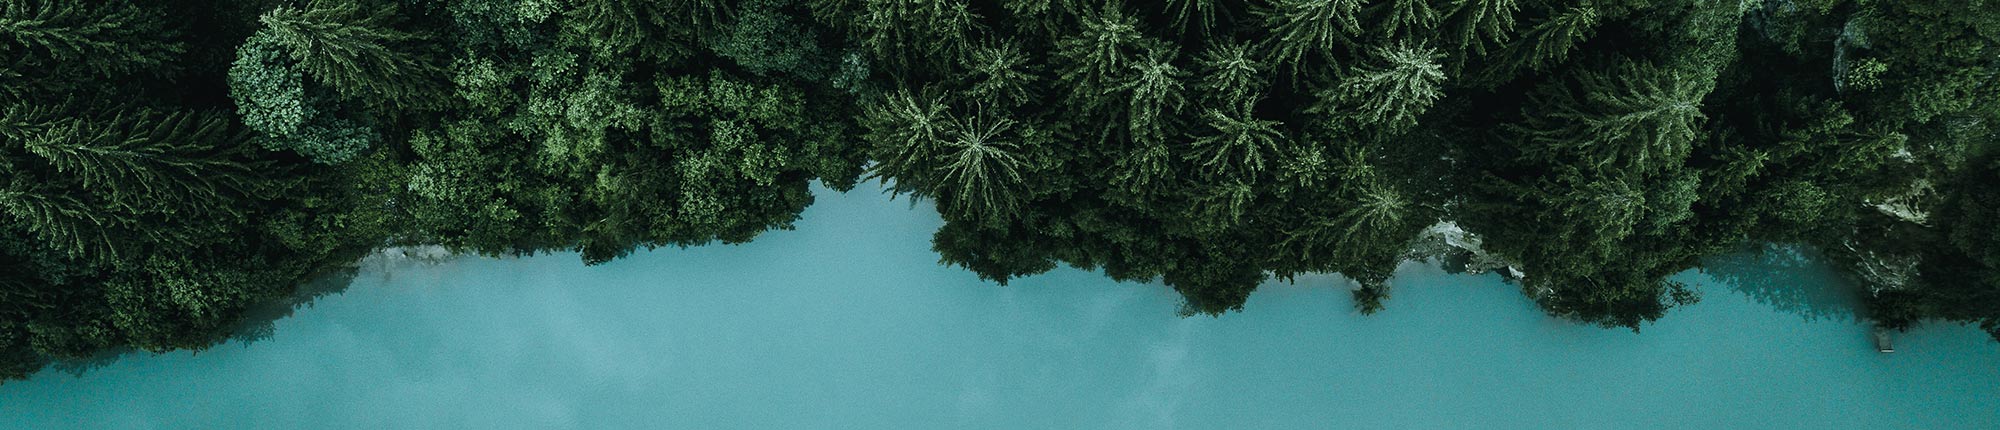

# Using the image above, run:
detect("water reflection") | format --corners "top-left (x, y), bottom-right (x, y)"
top-left (1698, 243), bottom-right (1868, 322)
top-left (226, 267), bottom-right (362, 345)
top-left (45, 265), bottom-right (370, 378)
top-left (28, 268), bottom-right (360, 380)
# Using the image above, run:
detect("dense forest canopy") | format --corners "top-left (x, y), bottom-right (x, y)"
top-left (1, 0), bottom-right (1996, 380)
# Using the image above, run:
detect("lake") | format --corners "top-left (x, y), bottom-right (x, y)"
top-left (2, 182), bottom-right (1996, 429)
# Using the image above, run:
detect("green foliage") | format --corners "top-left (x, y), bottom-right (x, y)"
top-left (1377, 0), bottom-right (1440, 40)
top-left (1164, 0), bottom-right (1226, 32)
top-left (1513, 61), bottom-right (1711, 175)
top-left (1487, 4), bottom-right (1597, 78)
top-left (1190, 100), bottom-right (1285, 178)
top-left (0, 0), bottom-right (481, 381)
top-left (396, 0), bottom-right (865, 264)
top-left (1114, 49), bottom-right (1189, 144)
top-left (227, 0), bottom-right (439, 164)
top-left (230, 35), bottom-right (313, 137)
top-left (934, 111), bottom-right (1029, 221)
top-left (963, 40), bottom-right (1039, 108)
top-left (0, 0), bottom-right (182, 77)
top-left (710, 0), bottom-right (829, 78)
top-left (1257, 0), bottom-right (1362, 73)
top-left (861, 90), bottom-right (1035, 223)
top-left (11, 0), bottom-right (2000, 384)
top-left (1194, 40), bottom-right (1266, 102)
top-left (1315, 44), bottom-right (1447, 132)
top-left (255, 0), bottom-right (442, 107)
top-left (1443, 0), bottom-right (1518, 57)
top-left (813, 0), bottom-right (981, 76)
top-left (5, 110), bottom-right (262, 263)
top-left (1053, 5), bottom-right (1152, 114)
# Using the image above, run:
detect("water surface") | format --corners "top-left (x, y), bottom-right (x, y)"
top-left (3, 183), bottom-right (1996, 429)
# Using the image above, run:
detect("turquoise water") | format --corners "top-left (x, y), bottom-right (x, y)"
top-left (2, 182), bottom-right (1996, 429)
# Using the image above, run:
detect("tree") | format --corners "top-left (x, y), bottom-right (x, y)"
top-left (1189, 99), bottom-right (1285, 179)
top-left (4, 109), bottom-right (262, 263)
top-left (1113, 48), bottom-right (1188, 145)
top-left (812, 0), bottom-right (981, 78)
top-left (1053, 4), bottom-right (1152, 117)
top-left (252, 0), bottom-right (443, 108)
top-left (0, 0), bottom-right (181, 78)
top-left (962, 39), bottom-right (1040, 108)
top-left (1441, 0), bottom-right (1519, 60)
top-left (1193, 40), bottom-right (1267, 103)
top-left (1314, 44), bottom-right (1447, 133)
top-left (934, 111), bottom-right (1029, 222)
top-left (1511, 61), bottom-right (1710, 176)
top-left (710, 0), bottom-right (833, 79)
top-left (1483, 4), bottom-right (1597, 80)
top-left (1256, 0), bottom-right (1363, 73)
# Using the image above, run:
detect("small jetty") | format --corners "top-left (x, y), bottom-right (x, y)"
top-left (1873, 327), bottom-right (1895, 353)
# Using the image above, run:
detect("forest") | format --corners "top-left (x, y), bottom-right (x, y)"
top-left (1, 0), bottom-right (1996, 381)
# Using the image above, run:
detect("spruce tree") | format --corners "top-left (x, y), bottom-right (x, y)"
top-left (254, 0), bottom-right (442, 107)
top-left (0, 0), bottom-right (181, 77)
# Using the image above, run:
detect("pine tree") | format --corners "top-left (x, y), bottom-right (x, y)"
top-left (1490, 5), bottom-right (1597, 77)
top-left (1113, 48), bottom-right (1188, 145)
top-left (1053, 4), bottom-right (1150, 114)
top-left (254, 0), bottom-right (443, 108)
top-left (22, 110), bottom-right (258, 215)
top-left (3, 110), bottom-right (261, 263)
top-left (1441, 0), bottom-right (1519, 59)
top-left (863, 90), bottom-right (954, 194)
top-left (1256, 0), bottom-right (1363, 73)
top-left (962, 40), bottom-right (1040, 109)
top-left (934, 111), bottom-right (1028, 222)
top-left (0, 185), bottom-right (140, 264)
top-left (1512, 61), bottom-right (1710, 176)
top-left (1374, 0), bottom-right (1439, 40)
top-left (817, 0), bottom-right (981, 77)
top-left (1194, 40), bottom-right (1267, 103)
top-left (1189, 99), bottom-right (1285, 178)
top-left (1314, 44), bottom-right (1447, 133)
top-left (1164, 0), bottom-right (1226, 32)
top-left (0, 0), bottom-right (181, 77)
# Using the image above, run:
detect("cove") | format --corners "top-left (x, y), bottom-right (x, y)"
top-left (1, 182), bottom-right (1995, 429)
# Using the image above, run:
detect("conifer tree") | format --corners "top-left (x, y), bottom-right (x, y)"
top-left (864, 90), bottom-right (954, 194)
top-left (1512, 61), bottom-right (1710, 175)
top-left (962, 40), bottom-right (1040, 108)
top-left (1486, 4), bottom-right (1596, 79)
top-left (1374, 0), bottom-right (1440, 40)
top-left (1114, 48), bottom-right (1188, 145)
top-left (1440, 0), bottom-right (1518, 61)
top-left (814, 0), bottom-right (981, 77)
top-left (254, 0), bottom-right (442, 107)
top-left (934, 111), bottom-right (1029, 222)
top-left (1163, 0), bottom-right (1223, 32)
top-left (1257, 0), bottom-right (1363, 73)
top-left (0, 0), bottom-right (181, 77)
top-left (1315, 44), bottom-right (1447, 132)
top-left (3, 109), bottom-right (261, 263)
top-left (1053, 4), bottom-right (1151, 117)
top-left (1194, 40), bottom-right (1267, 103)
top-left (1189, 99), bottom-right (1285, 179)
